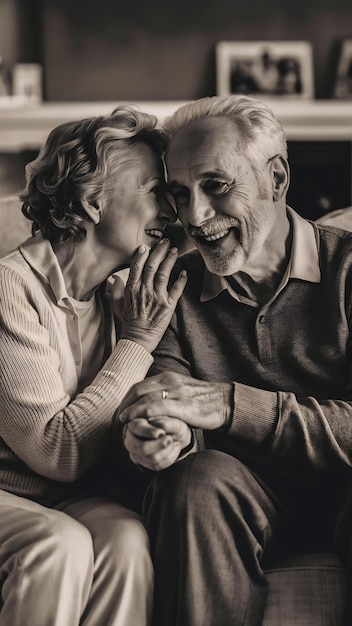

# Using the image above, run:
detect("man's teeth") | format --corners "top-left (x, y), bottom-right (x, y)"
top-left (203, 229), bottom-right (229, 242)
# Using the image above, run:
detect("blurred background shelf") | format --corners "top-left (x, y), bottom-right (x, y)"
top-left (0, 99), bottom-right (352, 151)
top-left (0, 98), bottom-right (351, 222)
top-left (1, 0), bottom-right (351, 237)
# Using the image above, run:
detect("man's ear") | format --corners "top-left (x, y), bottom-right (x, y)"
top-left (81, 198), bottom-right (101, 224)
top-left (270, 155), bottom-right (290, 202)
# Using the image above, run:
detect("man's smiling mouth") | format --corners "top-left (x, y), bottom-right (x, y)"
top-left (190, 218), bottom-right (240, 245)
top-left (202, 229), bottom-right (230, 242)
top-left (194, 226), bottom-right (240, 246)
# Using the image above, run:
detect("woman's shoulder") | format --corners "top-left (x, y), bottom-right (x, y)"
top-left (0, 248), bottom-right (39, 304)
top-left (1, 247), bottom-right (31, 276)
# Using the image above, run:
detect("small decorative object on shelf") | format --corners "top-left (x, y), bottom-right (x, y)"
top-left (216, 41), bottom-right (314, 99)
top-left (333, 39), bottom-right (352, 99)
top-left (12, 63), bottom-right (42, 103)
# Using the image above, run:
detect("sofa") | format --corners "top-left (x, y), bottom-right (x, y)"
top-left (262, 206), bottom-right (352, 625)
top-left (1, 197), bottom-right (352, 624)
top-left (263, 552), bottom-right (346, 624)
top-left (0, 195), bottom-right (31, 258)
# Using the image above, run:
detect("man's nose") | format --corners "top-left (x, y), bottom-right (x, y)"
top-left (187, 191), bottom-right (216, 227)
top-left (159, 195), bottom-right (177, 224)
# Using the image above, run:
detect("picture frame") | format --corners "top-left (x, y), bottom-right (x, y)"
top-left (216, 41), bottom-right (314, 99)
top-left (12, 64), bottom-right (43, 103)
top-left (333, 39), bottom-right (352, 99)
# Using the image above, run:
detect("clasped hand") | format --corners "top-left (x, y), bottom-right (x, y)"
top-left (118, 372), bottom-right (233, 471)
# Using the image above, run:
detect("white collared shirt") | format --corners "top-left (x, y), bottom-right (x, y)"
top-left (200, 207), bottom-right (321, 307)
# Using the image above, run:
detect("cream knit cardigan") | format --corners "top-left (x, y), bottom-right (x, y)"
top-left (0, 234), bottom-right (153, 503)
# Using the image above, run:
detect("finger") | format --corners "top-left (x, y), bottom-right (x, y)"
top-left (118, 375), bottom-right (169, 416)
top-left (126, 245), bottom-right (151, 286)
top-left (153, 246), bottom-right (179, 292)
top-left (130, 440), bottom-right (181, 471)
top-left (127, 418), bottom-right (166, 439)
top-left (140, 238), bottom-right (171, 286)
top-left (119, 399), bottom-right (160, 423)
top-left (167, 269), bottom-right (188, 303)
top-left (110, 273), bottom-right (126, 300)
top-left (117, 385), bottom-right (138, 416)
top-left (110, 274), bottom-right (126, 319)
top-left (117, 378), bottom-right (160, 416)
top-left (148, 416), bottom-right (173, 429)
top-left (124, 429), bottom-right (174, 458)
top-left (118, 372), bottom-right (186, 417)
top-left (120, 399), bottom-right (184, 424)
top-left (148, 416), bottom-right (183, 436)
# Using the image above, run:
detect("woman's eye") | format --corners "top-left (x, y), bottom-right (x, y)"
top-left (151, 185), bottom-right (162, 197)
top-left (202, 180), bottom-right (230, 195)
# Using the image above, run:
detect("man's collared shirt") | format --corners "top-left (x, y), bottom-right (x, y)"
top-left (150, 207), bottom-right (352, 481)
top-left (201, 207), bottom-right (321, 306)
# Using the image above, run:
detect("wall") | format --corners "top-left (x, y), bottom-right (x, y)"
top-left (0, 0), bottom-right (42, 78)
top-left (1, 1), bottom-right (351, 101)
top-left (42, 0), bottom-right (352, 101)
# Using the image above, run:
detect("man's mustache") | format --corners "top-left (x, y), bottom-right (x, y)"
top-left (188, 217), bottom-right (239, 238)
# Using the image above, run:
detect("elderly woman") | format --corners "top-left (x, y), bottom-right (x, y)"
top-left (0, 106), bottom-right (187, 625)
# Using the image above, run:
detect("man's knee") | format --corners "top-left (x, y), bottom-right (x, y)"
top-left (150, 449), bottom-right (248, 497)
top-left (144, 449), bottom-right (274, 540)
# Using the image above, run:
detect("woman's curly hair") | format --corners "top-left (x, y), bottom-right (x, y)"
top-left (20, 106), bottom-right (167, 244)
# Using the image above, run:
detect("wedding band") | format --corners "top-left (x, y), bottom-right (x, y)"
top-left (162, 390), bottom-right (168, 400)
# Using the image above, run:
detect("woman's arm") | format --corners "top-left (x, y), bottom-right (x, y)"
top-left (0, 242), bottom-right (187, 481)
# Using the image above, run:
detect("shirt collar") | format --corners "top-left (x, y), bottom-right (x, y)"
top-left (201, 206), bottom-right (321, 303)
top-left (19, 232), bottom-right (72, 306)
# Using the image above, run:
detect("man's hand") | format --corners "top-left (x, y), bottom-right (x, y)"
top-left (119, 372), bottom-right (234, 431)
top-left (123, 416), bottom-right (192, 471)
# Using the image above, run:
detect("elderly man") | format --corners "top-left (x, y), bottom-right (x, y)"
top-left (119, 95), bottom-right (352, 625)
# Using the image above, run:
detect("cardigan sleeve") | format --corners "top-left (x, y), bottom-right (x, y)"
top-left (0, 264), bottom-right (153, 482)
top-left (150, 319), bottom-right (204, 458)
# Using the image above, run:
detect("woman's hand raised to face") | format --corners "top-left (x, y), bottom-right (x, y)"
top-left (116, 239), bottom-right (187, 353)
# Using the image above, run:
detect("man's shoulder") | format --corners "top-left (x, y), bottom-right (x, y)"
top-left (312, 221), bottom-right (352, 275)
top-left (313, 220), bottom-right (352, 251)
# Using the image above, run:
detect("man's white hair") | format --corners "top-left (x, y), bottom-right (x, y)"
top-left (163, 95), bottom-right (288, 166)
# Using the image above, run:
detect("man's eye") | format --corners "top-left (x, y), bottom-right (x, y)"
top-left (202, 180), bottom-right (230, 195)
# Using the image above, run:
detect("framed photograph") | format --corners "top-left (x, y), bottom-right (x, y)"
top-left (216, 41), bottom-right (314, 99)
top-left (333, 39), bottom-right (352, 99)
top-left (12, 64), bottom-right (43, 103)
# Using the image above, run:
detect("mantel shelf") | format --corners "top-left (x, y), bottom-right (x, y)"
top-left (0, 99), bottom-right (352, 151)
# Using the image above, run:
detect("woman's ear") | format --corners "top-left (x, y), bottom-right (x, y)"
top-left (81, 198), bottom-right (101, 224)
top-left (270, 155), bottom-right (290, 202)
